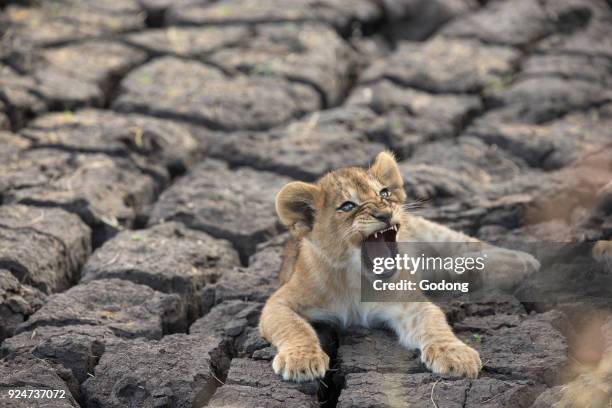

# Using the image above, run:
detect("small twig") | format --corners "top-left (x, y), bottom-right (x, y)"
top-left (104, 253), bottom-right (120, 267)
top-left (210, 371), bottom-right (225, 385)
top-left (24, 210), bottom-right (45, 227)
top-left (481, 391), bottom-right (504, 404)
top-left (430, 378), bottom-right (440, 408)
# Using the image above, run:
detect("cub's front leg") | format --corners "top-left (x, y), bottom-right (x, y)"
top-left (385, 301), bottom-right (481, 378)
top-left (259, 286), bottom-right (329, 382)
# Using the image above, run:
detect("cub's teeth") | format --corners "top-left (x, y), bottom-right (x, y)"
top-left (393, 225), bottom-right (397, 231)
top-left (374, 232), bottom-right (378, 238)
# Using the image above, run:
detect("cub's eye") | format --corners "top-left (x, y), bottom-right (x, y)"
top-left (337, 201), bottom-right (357, 212)
top-left (379, 188), bottom-right (391, 198)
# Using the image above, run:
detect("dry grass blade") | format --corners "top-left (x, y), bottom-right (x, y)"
top-left (430, 378), bottom-right (440, 408)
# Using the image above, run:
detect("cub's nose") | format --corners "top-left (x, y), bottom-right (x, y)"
top-left (372, 211), bottom-right (392, 224)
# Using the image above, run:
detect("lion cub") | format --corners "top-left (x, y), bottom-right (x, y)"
top-left (260, 152), bottom-right (522, 382)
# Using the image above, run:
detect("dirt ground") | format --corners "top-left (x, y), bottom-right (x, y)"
top-left (1, 0), bottom-right (612, 407)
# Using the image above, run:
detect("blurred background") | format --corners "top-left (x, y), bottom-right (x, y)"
top-left (1, 0), bottom-right (611, 407)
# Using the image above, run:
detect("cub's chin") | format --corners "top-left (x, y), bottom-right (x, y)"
top-left (361, 224), bottom-right (399, 279)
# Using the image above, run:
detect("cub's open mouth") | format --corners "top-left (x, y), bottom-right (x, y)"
top-left (361, 224), bottom-right (399, 278)
top-left (364, 224), bottom-right (398, 244)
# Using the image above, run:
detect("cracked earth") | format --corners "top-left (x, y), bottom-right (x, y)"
top-left (1, 0), bottom-right (612, 407)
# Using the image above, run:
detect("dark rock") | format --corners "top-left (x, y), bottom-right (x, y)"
top-left (337, 372), bottom-right (542, 408)
top-left (1, 148), bottom-right (167, 244)
top-left (514, 247), bottom-right (612, 309)
top-left (234, 327), bottom-right (270, 357)
top-left (0, 355), bottom-right (79, 407)
top-left (190, 300), bottom-right (262, 339)
top-left (468, 103), bottom-right (612, 170)
top-left (1, 325), bottom-right (118, 383)
top-left (224, 318), bottom-right (247, 337)
top-left (466, 377), bottom-right (545, 407)
top-left (0, 205), bottom-right (91, 294)
top-left (24, 41), bottom-right (147, 109)
top-left (16, 279), bottom-right (188, 339)
top-left (361, 37), bottom-right (520, 94)
top-left (400, 163), bottom-right (482, 202)
top-left (210, 107), bottom-right (385, 180)
top-left (0, 65), bottom-right (48, 129)
top-left (337, 326), bottom-right (425, 374)
top-left (2, 0), bottom-right (144, 48)
top-left (477, 220), bottom-right (577, 246)
top-left (149, 159), bottom-right (291, 259)
top-left (167, 0), bottom-right (382, 33)
top-left (349, 35), bottom-right (392, 62)
top-left (123, 26), bottom-right (249, 58)
top-left (190, 299), bottom-right (271, 358)
top-left (252, 346), bottom-right (276, 361)
top-left (490, 77), bottom-right (611, 124)
top-left (0, 40), bottom-right (146, 126)
top-left (0, 269), bottom-right (46, 342)
top-left (442, 0), bottom-right (593, 47)
top-left (0, 107), bottom-right (10, 130)
top-left (409, 137), bottom-right (527, 184)
top-left (397, 136), bottom-right (528, 202)
top-left (522, 54), bottom-right (612, 88)
top-left (440, 290), bottom-right (527, 324)
top-left (536, 0), bottom-right (612, 59)
top-left (23, 109), bottom-right (199, 175)
top-left (81, 222), bottom-right (239, 319)
top-left (348, 79), bottom-right (482, 155)
top-left (112, 56), bottom-right (320, 131)
top-left (486, 148), bottom-right (612, 231)
top-left (338, 372), bottom-right (469, 407)
top-left (462, 311), bottom-right (569, 385)
top-left (466, 118), bottom-right (557, 170)
top-left (136, 0), bottom-right (198, 26)
top-left (208, 23), bottom-right (358, 106)
top-left (82, 333), bottom-right (230, 408)
top-left (0, 133), bottom-right (48, 191)
top-left (413, 193), bottom-right (536, 235)
top-left (381, 0), bottom-right (477, 41)
top-left (228, 357), bottom-right (319, 395)
top-left (454, 314), bottom-right (523, 333)
top-left (202, 237), bottom-right (284, 308)
top-left (208, 358), bottom-right (318, 408)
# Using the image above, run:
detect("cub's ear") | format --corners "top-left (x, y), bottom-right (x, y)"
top-left (370, 151), bottom-right (403, 188)
top-left (276, 181), bottom-right (321, 237)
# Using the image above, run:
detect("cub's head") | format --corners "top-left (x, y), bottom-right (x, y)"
top-left (276, 151), bottom-right (406, 261)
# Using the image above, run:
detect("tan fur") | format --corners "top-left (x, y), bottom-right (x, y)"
top-left (553, 241), bottom-right (612, 407)
top-left (259, 152), bottom-right (526, 382)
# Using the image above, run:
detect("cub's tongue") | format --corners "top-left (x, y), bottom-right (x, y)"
top-left (362, 232), bottom-right (397, 278)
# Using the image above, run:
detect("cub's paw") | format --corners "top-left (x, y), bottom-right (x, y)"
top-left (422, 340), bottom-right (482, 379)
top-left (272, 345), bottom-right (329, 382)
